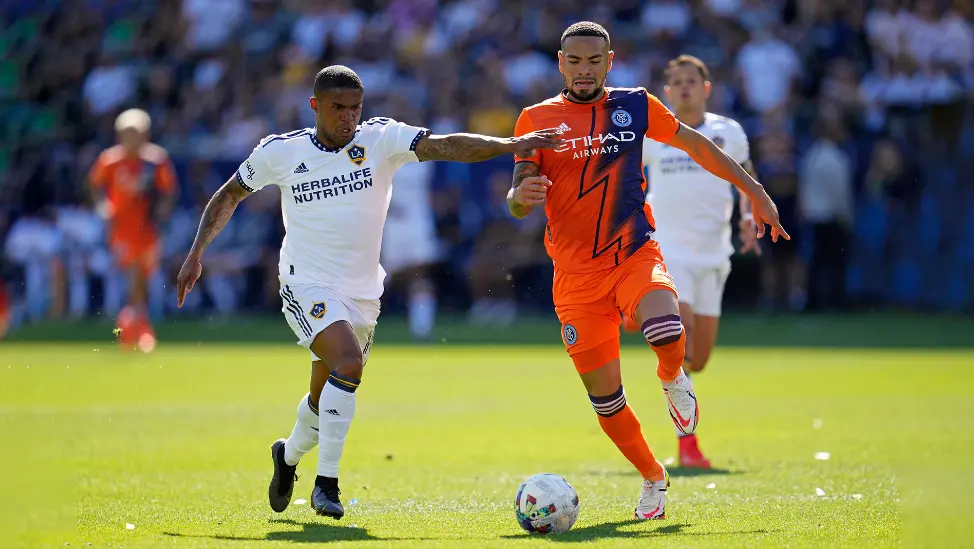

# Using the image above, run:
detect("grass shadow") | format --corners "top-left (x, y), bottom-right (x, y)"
top-left (669, 466), bottom-right (739, 478)
top-left (587, 467), bottom-right (739, 479)
top-left (163, 519), bottom-right (410, 543)
top-left (503, 520), bottom-right (779, 542)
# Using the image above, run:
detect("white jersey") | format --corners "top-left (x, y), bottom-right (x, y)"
top-left (643, 112), bottom-right (749, 268)
top-left (235, 117), bottom-right (429, 299)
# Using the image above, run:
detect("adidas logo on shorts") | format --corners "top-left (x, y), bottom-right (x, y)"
top-left (294, 162), bottom-right (309, 174)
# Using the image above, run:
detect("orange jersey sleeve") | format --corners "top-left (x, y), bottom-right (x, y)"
top-left (154, 153), bottom-right (177, 195)
top-left (644, 92), bottom-right (680, 142)
top-left (513, 109), bottom-right (540, 165)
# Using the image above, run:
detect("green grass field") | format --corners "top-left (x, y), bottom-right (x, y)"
top-left (2, 335), bottom-right (973, 547)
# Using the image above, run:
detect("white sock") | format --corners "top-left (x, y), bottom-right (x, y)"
top-left (408, 285), bottom-right (436, 339)
top-left (283, 393), bottom-right (319, 466)
top-left (317, 373), bottom-right (359, 478)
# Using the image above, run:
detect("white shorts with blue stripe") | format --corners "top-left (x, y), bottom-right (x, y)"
top-left (279, 281), bottom-right (379, 363)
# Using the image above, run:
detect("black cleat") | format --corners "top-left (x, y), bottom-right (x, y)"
top-left (268, 439), bottom-right (297, 512)
top-left (311, 477), bottom-right (344, 519)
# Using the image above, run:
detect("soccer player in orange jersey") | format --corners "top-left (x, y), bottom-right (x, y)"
top-left (88, 109), bottom-right (177, 348)
top-left (509, 22), bottom-right (789, 520)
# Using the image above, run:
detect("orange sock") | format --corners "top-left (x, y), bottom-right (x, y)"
top-left (591, 387), bottom-right (663, 480)
top-left (641, 315), bottom-right (686, 382)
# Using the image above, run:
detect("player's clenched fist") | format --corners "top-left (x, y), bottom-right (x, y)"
top-left (512, 176), bottom-right (551, 206)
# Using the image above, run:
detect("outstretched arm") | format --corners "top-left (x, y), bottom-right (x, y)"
top-left (176, 178), bottom-right (251, 307)
top-left (414, 129), bottom-right (561, 163)
top-left (663, 124), bottom-right (789, 241)
top-left (665, 124), bottom-right (763, 200)
top-left (737, 159), bottom-right (761, 255)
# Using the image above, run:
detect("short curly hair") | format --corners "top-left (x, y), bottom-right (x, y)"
top-left (561, 21), bottom-right (610, 49)
top-left (313, 65), bottom-right (364, 95)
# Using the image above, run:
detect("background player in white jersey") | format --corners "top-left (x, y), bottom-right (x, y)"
top-left (174, 66), bottom-right (560, 519)
top-left (380, 159), bottom-right (439, 341)
top-left (641, 55), bottom-right (761, 469)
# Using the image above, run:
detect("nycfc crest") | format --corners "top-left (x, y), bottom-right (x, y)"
top-left (310, 301), bottom-right (327, 319)
top-left (347, 144), bottom-right (366, 166)
top-left (563, 324), bottom-right (578, 345)
top-left (612, 109), bottom-right (632, 128)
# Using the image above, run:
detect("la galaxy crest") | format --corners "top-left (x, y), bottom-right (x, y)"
top-left (347, 144), bottom-right (366, 166)
top-left (310, 301), bottom-right (327, 319)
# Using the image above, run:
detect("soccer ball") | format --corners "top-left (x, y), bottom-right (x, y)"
top-left (514, 473), bottom-right (579, 535)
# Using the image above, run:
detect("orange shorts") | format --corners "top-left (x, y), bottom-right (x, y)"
top-left (553, 242), bottom-right (678, 374)
top-left (111, 236), bottom-right (159, 276)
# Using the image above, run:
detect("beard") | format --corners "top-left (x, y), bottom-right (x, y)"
top-left (565, 80), bottom-right (604, 103)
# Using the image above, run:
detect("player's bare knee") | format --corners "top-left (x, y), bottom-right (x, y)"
top-left (693, 346), bottom-right (713, 370)
top-left (685, 356), bottom-right (707, 373)
top-left (330, 353), bottom-right (365, 380)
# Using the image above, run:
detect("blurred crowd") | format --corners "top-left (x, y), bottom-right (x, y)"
top-left (1, 0), bottom-right (972, 332)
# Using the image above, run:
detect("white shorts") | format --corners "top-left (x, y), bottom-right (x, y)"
top-left (380, 223), bottom-right (439, 275)
top-left (279, 282), bottom-right (380, 362)
top-left (668, 261), bottom-right (731, 317)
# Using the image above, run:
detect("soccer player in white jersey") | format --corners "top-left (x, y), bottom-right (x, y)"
top-left (174, 66), bottom-right (560, 518)
top-left (641, 55), bottom-right (762, 468)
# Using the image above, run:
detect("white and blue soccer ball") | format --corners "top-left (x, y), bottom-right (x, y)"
top-left (514, 473), bottom-right (580, 535)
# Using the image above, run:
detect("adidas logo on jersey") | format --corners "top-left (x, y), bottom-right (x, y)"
top-left (556, 122), bottom-right (571, 134)
top-left (324, 409), bottom-right (340, 416)
top-left (294, 163), bottom-right (309, 174)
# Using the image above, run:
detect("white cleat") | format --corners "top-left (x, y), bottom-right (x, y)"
top-left (634, 463), bottom-right (669, 520)
top-left (663, 368), bottom-right (699, 435)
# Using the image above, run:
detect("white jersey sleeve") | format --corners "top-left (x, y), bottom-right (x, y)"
top-left (724, 119), bottom-right (750, 164)
top-left (235, 137), bottom-right (282, 193)
top-left (366, 117), bottom-right (430, 172)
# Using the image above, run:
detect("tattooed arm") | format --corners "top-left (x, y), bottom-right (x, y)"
top-left (176, 178), bottom-right (251, 307)
top-left (665, 124), bottom-right (764, 199)
top-left (414, 129), bottom-right (561, 163)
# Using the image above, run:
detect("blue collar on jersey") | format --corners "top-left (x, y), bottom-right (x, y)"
top-left (309, 130), bottom-right (359, 153)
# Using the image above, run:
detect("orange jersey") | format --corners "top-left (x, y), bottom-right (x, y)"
top-left (514, 88), bottom-right (679, 273)
top-left (88, 144), bottom-right (177, 244)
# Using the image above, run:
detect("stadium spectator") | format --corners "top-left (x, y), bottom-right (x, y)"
top-left (0, 0), bottom-right (972, 332)
top-left (799, 107), bottom-right (855, 311)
